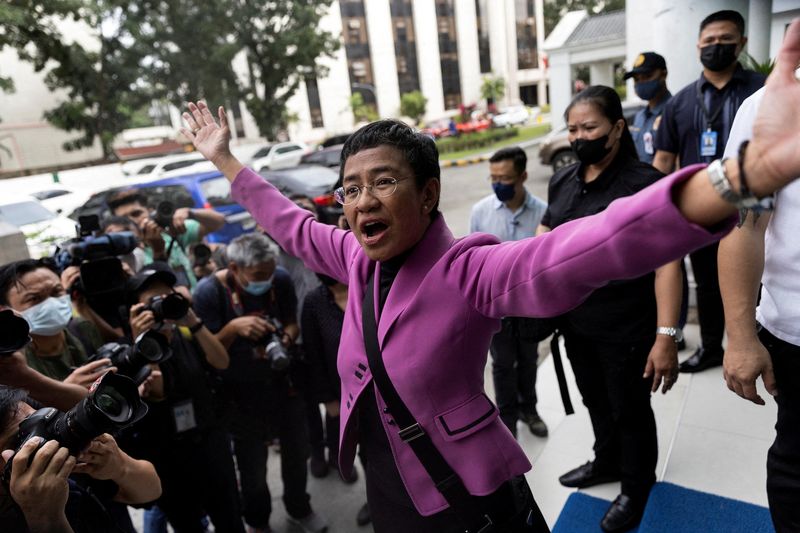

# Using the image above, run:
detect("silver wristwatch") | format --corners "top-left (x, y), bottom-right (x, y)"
top-left (656, 326), bottom-right (684, 343)
top-left (707, 159), bottom-right (740, 204)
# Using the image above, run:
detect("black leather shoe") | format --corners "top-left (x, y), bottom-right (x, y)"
top-left (600, 494), bottom-right (645, 533)
top-left (356, 502), bottom-right (371, 526)
top-left (309, 451), bottom-right (329, 478)
top-left (679, 347), bottom-right (723, 373)
top-left (558, 461), bottom-right (620, 488)
top-left (520, 411), bottom-right (549, 438)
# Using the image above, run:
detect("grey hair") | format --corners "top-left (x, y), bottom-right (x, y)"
top-left (226, 233), bottom-right (280, 268)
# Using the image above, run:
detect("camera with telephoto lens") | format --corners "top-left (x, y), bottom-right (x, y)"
top-left (142, 292), bottom-right (190, 323)
top-left (191, 243), bottom-right (212, 268)
top-left (88, 330), bottom-right (172, 385)
top-left (54, 215), bottom-right (138, 272)
top-left (1, 372), bottom-right (148, 487)
top-left (0, 309), bottom-right (31, 357)
top-left (257, 317), bottom-right (291, 372)
top-left (151, 201), bottom-right (176, 229)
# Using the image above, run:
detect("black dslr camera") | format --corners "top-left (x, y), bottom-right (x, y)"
top-left (0, 309), bottom-right (31, 357)
top-left (142, 292), bottom-right (190, 323)
top-left (151, 201), bottom-right (176, 229)
top-left (258, 317), bottom-right (291, 372)
top-left (1, 372), bottom-right (147, 486)
top-left (88, 330), bottom-right (173, 385)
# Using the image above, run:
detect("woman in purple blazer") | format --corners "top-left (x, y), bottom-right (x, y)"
top-left (179, 20), bottom-right (800, 533)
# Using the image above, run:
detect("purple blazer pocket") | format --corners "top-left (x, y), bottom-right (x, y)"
top-left (434, 393), bottom-right (499, 442)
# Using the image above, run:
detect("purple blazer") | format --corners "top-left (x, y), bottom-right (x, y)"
top-left (231, 163), bottom-right (730, 516)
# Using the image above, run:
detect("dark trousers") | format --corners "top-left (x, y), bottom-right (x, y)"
top-left (306, 399), bottom-right (340, 464)
top-left (688, 243), bottom-right (725, 353)
top-left (489, 318), bottom-right (540, 436)
top-left (232, 392), bottom-right (312, 527)
top-left (366, 472), bottom-right (549, 533)
top-left (155, 429), bottom-right (244, 533)
top-left (564, 332), bottom-right (657, 501)
top-left (759, 327), bottom-right (800, 533)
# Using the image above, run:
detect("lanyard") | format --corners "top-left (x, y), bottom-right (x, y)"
top-left (695, 79), bottom-right (727, 130)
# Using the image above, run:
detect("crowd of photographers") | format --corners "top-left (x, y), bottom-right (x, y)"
top-left (0, 189), bottom-right (349, 533)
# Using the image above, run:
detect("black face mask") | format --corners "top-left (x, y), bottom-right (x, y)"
top-left (571, 134), bottom-right (612, 165)
top-left (700, 43), bottom-right (739, 72)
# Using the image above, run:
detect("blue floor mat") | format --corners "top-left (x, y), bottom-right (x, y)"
top-left (553, 482), bottom-right (774, 533)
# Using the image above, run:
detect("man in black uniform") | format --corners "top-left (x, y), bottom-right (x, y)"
top-left (653, 9), bottom-right (765, 373)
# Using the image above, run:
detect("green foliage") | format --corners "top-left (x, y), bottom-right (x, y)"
top-left (543, 0), bottom-right (625, 37)
top-left (739, 52), bottom-right (776, 75)
top-left (350, 92), bottom-right (378, 123)
top-left (436, 128), bottom-right (519, 154)
top-left (400, 91), bottom-right (427, 124)
top-left (480, 75), bottom-right (506, 103)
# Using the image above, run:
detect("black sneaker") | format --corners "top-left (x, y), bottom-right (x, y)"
top-left (520, 411), bottom-right (548, 438)
top-left (309, 451), bottom-right (329, 478)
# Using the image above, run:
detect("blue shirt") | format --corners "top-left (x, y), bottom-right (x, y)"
top-left (630, 91), bottom-right (671, 164)
top-left (469, 190), bottom-right (548, 241)
top-left (654, 64), bottom-right (765, 167)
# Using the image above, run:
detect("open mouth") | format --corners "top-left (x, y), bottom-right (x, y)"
top-left (361, 220), bottom-right (389, 243)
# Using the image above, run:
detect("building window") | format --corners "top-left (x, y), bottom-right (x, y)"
top-left (305, 77), bottom-right (324, 128)
top-left (515, 0), bottom-right (538, 70)
top-left (390, 0), bottom-right (420, 95)
top-left (475, 0), bottom-right (491, 73)
top-left (339, 0), bottom-right (377, 108)
top-left (435, 0), bottom-right (462, 110)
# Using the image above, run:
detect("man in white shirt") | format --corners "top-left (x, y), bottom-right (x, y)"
top-left (718, 86), bottom-right (800, 533)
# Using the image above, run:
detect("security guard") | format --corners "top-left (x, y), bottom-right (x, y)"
top-left (625, 52), bottom-right (671, 165)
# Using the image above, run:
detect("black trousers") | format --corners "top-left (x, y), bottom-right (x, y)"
top-left (489, 317), bottom-right (540, 436)
top-left (231, 391), bottom-right (312, 527)
top-left (155, 429), bottom-right (245, 533)
top-left (564, 331), bottom-right (657, 501)
top-left (688, 243), bottom-right (725, 353)
top-left (759, 327), bottom-right (800, 533)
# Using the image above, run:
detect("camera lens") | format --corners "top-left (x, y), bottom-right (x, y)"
top-left (137, 335), bottom-right (163, 362)
top-left (93, 387), bottom-right (132, 424)
top-left (0, 309), bottom-right (31, 356)
top-left (161, 294), bottom-right (189, 320)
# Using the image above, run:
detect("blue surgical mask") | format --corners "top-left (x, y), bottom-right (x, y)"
top-left (492, 182), bottom-right (516, 202)
top-left (21, 295), bottom-right (73, 336)
top-left (243, 278), bottom-right (273, 296)
top-left (634, 79), bottom-right (663, 101)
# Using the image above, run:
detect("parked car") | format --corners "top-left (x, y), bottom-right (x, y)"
top-left (420, 118), bottom-right (454, 139)
top-left (258, 165), bottom-right (343, 224)
top-left (125, 152), bottom-right (208, 182)
top-left (300, 144), bottom-right (343, 171)
top-left (69, 170), bottom-right (255, 244)
top-left (320, 133), bottom-right (353, 148)
top-left (30, 187), bottom-right (91, 216)
top-left (456, 118), bottom-right (492, 134)
top-left (0, 197), bottom-right (77, 258)
top-left (251, 141), bottom-right (310, 172)
top-left (492, 105), bottom-right (531, 128)
top-left (538, 102), bottom-right (646, 172)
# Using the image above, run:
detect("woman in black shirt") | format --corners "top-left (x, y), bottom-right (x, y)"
top-left (538, 86), bottom-right (683, 533)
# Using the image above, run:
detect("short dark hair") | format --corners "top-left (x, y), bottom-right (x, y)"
top-left (0, 386), bottom-right (28, 438)
top-left (340, 119), bottom-right (441, 218)
top-left (700, 10), bottom-right (745, 36)
top-left (565, 85), bottom-right (639, 161)
top-left (102, 215), bottom-right (137, 233)
top-left (108, 190), bottom-right (148, 213)
top-left (489, 147), bottom-right (527, 175)
top-left (288, 193), bottom-right (319, 217)
top-left (0, 259), bottom-right (60, 306)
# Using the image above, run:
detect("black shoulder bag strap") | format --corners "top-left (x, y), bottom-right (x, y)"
top-left (361, 274), bottom-right (493, 532)
top-left (549, 330), bottom-right (574, 415)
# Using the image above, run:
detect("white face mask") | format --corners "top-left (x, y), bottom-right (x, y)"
top-left (21, 295), bottom-right (73, 336)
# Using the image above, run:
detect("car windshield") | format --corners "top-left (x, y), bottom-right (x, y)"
top-left (0, 201), bottom-right (57, 226)
top-left (199, 177), bottom-right (234, 206)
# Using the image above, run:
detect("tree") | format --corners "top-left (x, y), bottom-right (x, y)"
top-left (350, 92), bottom-right (377, 123)
top-left (400, 91), bottom-right (427, 125)
top-left (480, 75), bottom-right (506, 106)
top-left (543, 0), bottom-right (625, 37)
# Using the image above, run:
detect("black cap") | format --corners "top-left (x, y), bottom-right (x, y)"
top-left (624, 52), bottom-right (667, 79)
top-left (127, 264), bottom-right (177, 296)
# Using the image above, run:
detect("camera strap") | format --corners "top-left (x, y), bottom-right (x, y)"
top-left (361, 273), bottom-right (494, 532)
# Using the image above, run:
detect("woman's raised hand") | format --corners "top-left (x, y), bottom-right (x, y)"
top-left (181, 101), bottom-right (243, 180)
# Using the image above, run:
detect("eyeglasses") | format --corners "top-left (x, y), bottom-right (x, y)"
top-left (334, 177), bottom-right (410, 205)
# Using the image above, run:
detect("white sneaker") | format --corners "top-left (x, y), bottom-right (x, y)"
top-left (288, 511), bottom-right (329, 533)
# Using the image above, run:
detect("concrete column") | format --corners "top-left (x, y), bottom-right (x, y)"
top-left (747, 0), bottom-right (773, 63)
top-left (0, 222), bottom-right (30, 263)
top-left (413, 0), bottom-right (445, 119)
top-left (548, 51), bottom-right (572, 130)
top-left (504, 0), bottom-right (520, 104)
top-left (589, 61), bottom-right (615, 87)
top-left (455, 0), bottom-right (482, 107)
top-left (535, 0), bottom-right (548, 106)
top-left (488, 0), bottom-right (510, 96)
top-left (364, 0), bottom-right (401, 118)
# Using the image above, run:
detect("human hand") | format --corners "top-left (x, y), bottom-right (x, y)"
top-left (72, 434), bottom-right (125, 481)
top-left (231, 316), bottom-right (274, 341)
top-left (325, 401), bottom-right (340, 418)
top-left (63, 359), bottom-right (115, 389)
top-left (644, 336), bottom-right (679, 394)
top-left (137, 365), bottom-right (164, 401)
top-left (171, 208), bottom-right (191, 235)
top-left (746, 19), bottom-right (800, 196)
top-left (139, 219), bottom-right (166, 253)
top-left (60, 267), bottom-right (81, 294)
top-left (181, 102), bottom-right (233, 168)
top-left (129, 303), bottom-right (156, 338)
top-left (723, 335), bottom-right (777, 405)
top-left (1, 438), bottom-right (74, 530)
top-left (176, 307), bottom-right (200, 329)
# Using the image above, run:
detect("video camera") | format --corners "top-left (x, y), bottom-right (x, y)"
top-left (88, 330), bottom-right (173, 385)
top-left (0, 309), bottom-right (31, 357)
top-left (1, 372), bottom-right (147, 486)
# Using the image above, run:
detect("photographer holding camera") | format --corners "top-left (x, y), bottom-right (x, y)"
top-left (108, 190), bottom-right (225, 290)
top-left (127, 266), bottom-right (244, 532)
top-left (0, 384), bottom-right (161, 532)
top-left (193, 232), bottom-right (327, 533)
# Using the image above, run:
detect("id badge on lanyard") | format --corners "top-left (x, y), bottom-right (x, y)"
top-left (172, 399), bottom-right (198, 433)
top-left (700, 128), bottom-right (718, 157)
top-left (697, 80), bottom-right (723, 159)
